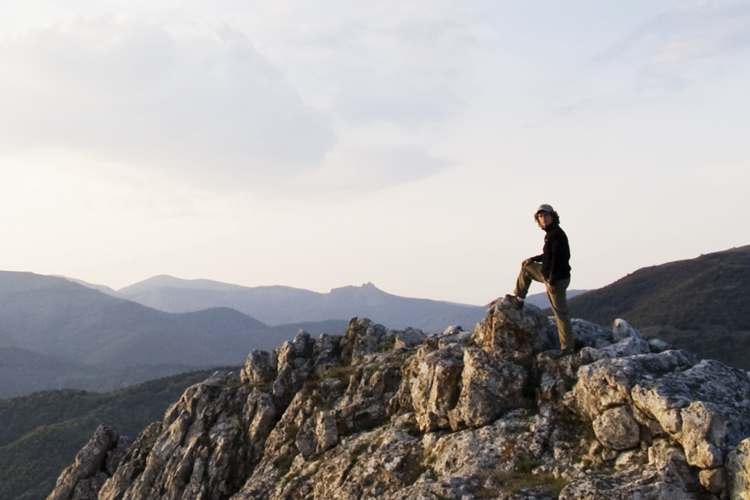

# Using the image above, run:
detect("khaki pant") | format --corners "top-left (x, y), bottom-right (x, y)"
top-left (514, 261), bottom-right (574, 351)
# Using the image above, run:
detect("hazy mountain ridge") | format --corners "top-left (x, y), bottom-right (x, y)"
top-left (0, 347), bottom-right (96, 398)
top-left (0, 270), bottom-right (572, 399)
top-left (0, 272), bottom-right (348, 398)
top-left (117, 276), bottom-right (483, 330)
top-left (116, 275), bottom-right (577, 332)
top-left (74, 272), bottom-right (579, 331)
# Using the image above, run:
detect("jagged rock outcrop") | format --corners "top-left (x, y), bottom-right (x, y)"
top-left (48, 300), bottom-right (750, 499)
top-left (48, 425), bottom-right (131, 500)
top-left (729, 439), bottom-right (750, 499)
top-left (568, 348), bottom-right (750, 496)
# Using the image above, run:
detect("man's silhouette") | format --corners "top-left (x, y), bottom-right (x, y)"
top-left (502, 204), bottom-right (574, 354)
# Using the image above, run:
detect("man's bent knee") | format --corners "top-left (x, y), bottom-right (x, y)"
top-left (522, 261), bottom-right (544, 281)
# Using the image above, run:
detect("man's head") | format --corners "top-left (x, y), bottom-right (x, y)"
top-left (534, 204), bottom-right (559, 229)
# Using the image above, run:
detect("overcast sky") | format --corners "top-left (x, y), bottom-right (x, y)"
top-left (1, 0), bottom-right (748, 304)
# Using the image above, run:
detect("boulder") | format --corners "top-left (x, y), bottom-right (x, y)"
top-left (728, 438), bottom-right (750, 499)
top-left (612, 318), bottom-right (640, 341)
top-left (472, 300), bottom-right (554, 365)
top-left (592, 406), bottom-right (641, 451)
top-left (340, 317), bottom-right (388, 362)
top-left (572, 346), bottom-right (750, 499)
top-left (568, 317), bottom-right (614, 348)
top-left (436, 325), bottom-right (471, 348)
top-left (96, 373), bottom-right (262, 500)
top-left (404, 344), bottom-right (464, 432)
top-left (390, 327), bottom-right (426, 350)
top-left (448, 347), bottom-right (529, 429)
top-left (648, 338), bottom-right (672, 353)
top-left (47, 425), bottom-right (130, 500)
top-left (240, 350), bottom-right (277, 386)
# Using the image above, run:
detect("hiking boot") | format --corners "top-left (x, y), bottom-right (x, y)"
top-left (504, 294), bottom-right (525, 310)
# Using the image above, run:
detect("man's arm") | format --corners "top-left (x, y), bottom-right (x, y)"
top-left (523, 254), bottom-right (543, 267)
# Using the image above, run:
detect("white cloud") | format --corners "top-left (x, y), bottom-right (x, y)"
top-left (0, 18), bottom-right (335, 187)
top-left (595, 1), bottom-right (750, 92)
top-left (295, 144), bottom-right (449, 193)
top-left (223, 1), bottom-right (483, 127)
top-left (0, 13), bottom-right (462, 193)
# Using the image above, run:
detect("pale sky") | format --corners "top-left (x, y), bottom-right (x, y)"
top-left (1, 1), bottom-right (748, 305)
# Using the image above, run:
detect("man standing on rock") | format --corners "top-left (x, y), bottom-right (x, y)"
top-left (495, 204), bottom-right (574, 354)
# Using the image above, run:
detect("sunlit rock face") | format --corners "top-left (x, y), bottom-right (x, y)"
top-left (48, 300), bottom-right (750, 500)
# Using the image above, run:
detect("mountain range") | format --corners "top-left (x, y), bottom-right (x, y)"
top-left (0, 272), bottom-right (349, 398)
top-left (3, 243), bottom-right (747, 401)
top-left (5, 271), bottom-right (559, 398)
top-left (115, 276), bottom-right (487, 330)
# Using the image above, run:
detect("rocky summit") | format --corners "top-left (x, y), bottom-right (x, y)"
top-left (47, 299), bottom-right (750, 499)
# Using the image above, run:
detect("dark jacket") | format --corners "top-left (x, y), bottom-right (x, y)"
top-left (530, 223), bottom-right (571, 284)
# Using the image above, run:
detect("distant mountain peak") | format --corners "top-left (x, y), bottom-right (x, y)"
top-left (329, 281), bottom-right (386, 296)
top-left (55, 275), bottom-right (118, 295)
top-left (119, 275), bottom-right (246, 293)
top-left (132, 275), bottom-right (185, 286)
top-left (146, 274), bottom-right (179, 281)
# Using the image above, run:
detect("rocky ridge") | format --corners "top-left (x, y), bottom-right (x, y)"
top-left (47, 299), bottom-right (750, 499)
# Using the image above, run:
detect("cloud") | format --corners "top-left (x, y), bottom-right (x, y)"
top-left (252, 2), bottom-right (479, 127)
top-left (595, 1), bottom-right (750, 92)
top-left (293, 144), bottom-right (449, 193)
top-left (0, 18), bottom-right (335, 187)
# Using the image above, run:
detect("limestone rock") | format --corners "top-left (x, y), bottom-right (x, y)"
top-left (47, 425), bottom-right (130, 500)
top-left (612, 318), bottom-right (639, 341)
top-left (404, 343), bottom-right (464, 432)
top-left (698, 467), bottom-right (725, 494)
top-left (441, 325), bottom-right (464, 337)
top-left (614, 449), bottom-right (645, 470)
top-left (648, 438), bottom-right (687, 470)
top-left (340, 317), bottom-right (388, 362)
top-left (272, 330), bottom-right (316, 407)
top-left (98, 422), bottom-right (162, 500)
top-left (390, 327), bottom-right (426, 349)
top-left (51, 307), bottom-right (750, 500)
top-left (240, 349), bottom-right (277, 385)
top-left (559, 464), bottom-right (702, 500)
top-left (648, 337), bottom-right (672, 353)
top-left (97, 372), bottom-right (264, 500)
top-left (472, 301), bottom-right (554, 365)
top-left (436, 325), bottom-right (471, 348)
top-left (568, 317), bottom-right (614, 348)
top-left (592, 406), bottom-right (640, 451)
top-left (728, 438), bottom-right (750, 500)
top-left (572, 345), bottom-right (750, 499)
top-left (448, 346), bottom-right (529, 429)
